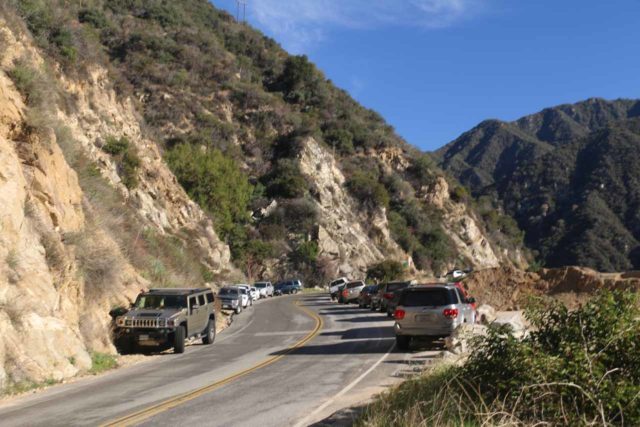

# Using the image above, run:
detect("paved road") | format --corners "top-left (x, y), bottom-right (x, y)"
top-left (0, 294), bottom-right (438, 427)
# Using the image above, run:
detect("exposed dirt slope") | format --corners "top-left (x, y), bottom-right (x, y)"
top-left (463, 266), bottom-right (640, 310)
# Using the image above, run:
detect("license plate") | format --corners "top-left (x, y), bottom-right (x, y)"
top-left (138, 334), bottom-right (150, 341)
top-left (416, 314), bottom-right (435, 322)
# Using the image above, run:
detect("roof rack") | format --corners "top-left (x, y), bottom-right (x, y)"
top-left (146, 288), bottom-right (211, 295)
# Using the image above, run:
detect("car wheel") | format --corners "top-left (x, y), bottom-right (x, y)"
top-left (235, 306), bottom-right (241, 314)
top-left (174, 326), bottom-right (186, 354)
top-left (396, 335), bottom-right (411, 351)
top-left (203, 319), bottom-right (216, 345)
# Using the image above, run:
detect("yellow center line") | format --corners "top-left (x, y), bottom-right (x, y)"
top-left (101, 298), bottom-right (324, 427)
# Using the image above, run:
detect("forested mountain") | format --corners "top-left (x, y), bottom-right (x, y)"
top-left (438, 98), bottom-right (640, 271)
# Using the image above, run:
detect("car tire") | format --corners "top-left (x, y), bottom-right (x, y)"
top-left (235, 306), bottom-right (241, 314)
top-left (202, 319), bottom-right (215, 345)
top-left (174, 326), bottom-right (186, 354)
top-left (396, 335), bottom-right (411, 351)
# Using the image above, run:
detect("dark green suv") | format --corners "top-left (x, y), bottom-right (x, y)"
top-left (113, 288), bottom-right (216, 354)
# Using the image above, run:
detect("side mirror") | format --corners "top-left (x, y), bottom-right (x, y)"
top-left (466, 297), bottom-right (476, 304)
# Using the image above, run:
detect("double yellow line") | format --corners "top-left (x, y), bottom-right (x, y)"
top-left (102, 299), bottom-right (323, 427)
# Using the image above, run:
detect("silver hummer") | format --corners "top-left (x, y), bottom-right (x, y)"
top-left (113, 288), bottom-right (216, 354)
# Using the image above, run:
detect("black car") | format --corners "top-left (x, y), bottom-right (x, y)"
top-left (376, 281), bottom-right (412, 315)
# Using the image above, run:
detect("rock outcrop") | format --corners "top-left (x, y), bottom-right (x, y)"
top-left (298, 138), bottom-right (411, 276)
top-left (0, 15), bottom-right (235, 391)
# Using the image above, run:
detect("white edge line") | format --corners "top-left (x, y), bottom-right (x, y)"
top-left (293, 341), bottom-right (396, 427)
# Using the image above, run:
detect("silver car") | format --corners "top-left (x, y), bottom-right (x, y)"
top-left (393, 284), bottom-right (476, 350)
top-left (340, 280), bottom-right (366, 304)
top-left (254, 281), bottom-right (273, 298)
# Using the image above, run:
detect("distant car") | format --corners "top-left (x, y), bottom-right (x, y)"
top-left (281, 280), bottom-right (302, 294)
top-left (394, 284), bottom-right (476, 351)
top-left (219, 287), bottom-right (243, 314)
top-left (234, 286), bottom-right (251, 308)
top-left (358, 284), bottom-right (379, 308)
top-left (340, 281), bottom-right (366, 304)
top-left (329, 277), bottom-right (349, 300)
top-left (376, 282), bottom-right (412, 314)
top-left (254, 281), bottom-right (273, 298)
top-left (273, 282), bottom-right (285, 296)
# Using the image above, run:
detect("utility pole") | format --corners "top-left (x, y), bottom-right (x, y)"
top-left (236, 0), bottom-right (247, 23)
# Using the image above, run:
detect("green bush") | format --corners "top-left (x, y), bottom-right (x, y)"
top-left (264, 159), bottom-right (308, 199)
top-left (290, 240), bottom-right (319, 267)
top-left (346, 171), bottom-right (390, 209)
top-left (366, 260), bottom-right (405, 283)
top-left (89, 352), bottom-right (118, 375)
top-left (166, 144), bottom-right (252, 240)
top-left (7, 62), bottom-right (50, 107)
top-left (101, 136), bottom-right (140, 189)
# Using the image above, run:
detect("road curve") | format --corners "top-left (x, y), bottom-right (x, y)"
top-left (0, 294), bottom-right (411, 427)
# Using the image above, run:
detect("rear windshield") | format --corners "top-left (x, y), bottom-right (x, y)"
top-left (255, 283), bottom-right (267, 288)
top-left (387, 282), bottom-right (409, 292)
top-left (401, 288), bottom-right (457, 307)
top-left (219, 288), bottom-right (238, 296)
top-left (347, 282), bottom-right (364, 289)
top-left (331, 279), bottom-right (346, 286)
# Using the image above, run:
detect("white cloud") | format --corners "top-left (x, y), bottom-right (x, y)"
top-left (245, 0), bottom-right (488, 52)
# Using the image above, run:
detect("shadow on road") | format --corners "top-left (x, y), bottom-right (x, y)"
top-left (336, 315), bottom-right (391, 323)
top-left (270, 338), bottom-right (395, 356)
top-left (321, 326), bottom-right (394, 340)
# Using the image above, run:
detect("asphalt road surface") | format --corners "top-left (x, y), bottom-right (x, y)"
top-left (0, 294), bottom-right (439, 427)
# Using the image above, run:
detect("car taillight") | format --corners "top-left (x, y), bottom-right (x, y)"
top-left (443, 308), bottom-right (458, 319)
top-left (394, 309), bottom-right (405, 320)
top-left (384, 293), bottom-right (393, 299)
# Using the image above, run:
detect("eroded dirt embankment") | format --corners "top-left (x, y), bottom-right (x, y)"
top-left (462, 266), bottom-right (640, 310)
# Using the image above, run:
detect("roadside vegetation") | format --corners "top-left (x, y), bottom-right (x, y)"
top-left (358, 290), bottom-right (640, 426)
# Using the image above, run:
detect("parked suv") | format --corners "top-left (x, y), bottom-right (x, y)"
top-left (340, 281), bottom-right (366, 304)
top-left (254, 281), bottom-right (273, 298)
top-left (219, 287), bottom-right (243, 314)
top-left (376, 281), bottom-right (412, 313)
top-left (329, 277), bottom-right (348, 300)
top-left (113, 288), bottom-right (216, 354)
top-left (358, 284), bottom-right (379, 308)
top-left (393, 284), bottom-right (476, 351)
top-left (278, 280), bottom-right (303, 295)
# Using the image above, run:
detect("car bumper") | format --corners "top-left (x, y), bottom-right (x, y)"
top-left (394, 322), bottom-right (458, 338)
top-left (116, 328), bottom-right (173, 345)
top-left (221, 301), bottom-right (239, 309)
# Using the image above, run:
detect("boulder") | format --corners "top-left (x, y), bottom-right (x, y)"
top-left (476, 304), bottom-right (497, 325)
top-left (444, 323), bottom-right (487, 355)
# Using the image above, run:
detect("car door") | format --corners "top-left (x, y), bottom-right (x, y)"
top-left (187, 295), bottom-right (206, 336)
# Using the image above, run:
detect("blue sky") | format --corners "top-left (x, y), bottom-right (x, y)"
top-left (213, 1), bottom-right (640, 151)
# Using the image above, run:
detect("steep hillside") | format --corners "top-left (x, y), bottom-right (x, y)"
top-left (438, 98), bottom-right (640, 271)
top-left (2, 0), bottom-right (525, 280)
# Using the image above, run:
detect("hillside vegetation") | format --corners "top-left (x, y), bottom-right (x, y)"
top-left (438, 98), bottom-right (640, 271)
top-left (6, 0), bottom-right (524, 282)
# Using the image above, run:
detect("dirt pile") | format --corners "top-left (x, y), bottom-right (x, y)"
top-left (463, 266), bottom-right (640, 310)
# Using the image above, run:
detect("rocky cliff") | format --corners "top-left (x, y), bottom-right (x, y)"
top-left (0, 13), bottom-right (233, 391)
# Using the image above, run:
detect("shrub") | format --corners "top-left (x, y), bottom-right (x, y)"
top-left (264, 159), bottom-right (308, 199)
top-left (101, 136), bottom-right (141, 189)
top-left (290, 240), bottom-right (319, 267)
top-left (7, 62), bottom-right (51, 107)
top-left (88, 352), bottom-right (118, 375)
top-left (166, 144), bottom-right (253, 240)
top-left (450, 185), bottom-right (469, 203)
top-left (346, 171), bottom-right (390, 209)
top-left (366, 260), bottom-right (405, 283)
